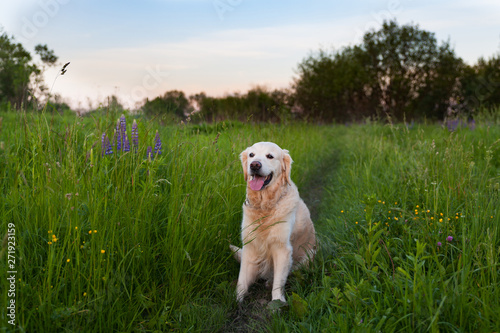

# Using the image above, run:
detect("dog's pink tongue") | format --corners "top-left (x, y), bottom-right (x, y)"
top-left (249, 175), bottom-right (264, 191)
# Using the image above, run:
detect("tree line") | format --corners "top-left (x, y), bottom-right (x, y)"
top-left (293, 20), bottom-right (500, 122)
top-left (141, 20), bottom-right (500, 122)
top-left (1, 21), bottom-right (499, 122)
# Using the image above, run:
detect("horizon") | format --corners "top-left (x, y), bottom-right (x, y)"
top-left (1, 0), bottom-right (500, 110)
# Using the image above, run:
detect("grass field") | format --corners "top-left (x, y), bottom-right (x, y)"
top-left (1, 110), bottom-right (499, 332)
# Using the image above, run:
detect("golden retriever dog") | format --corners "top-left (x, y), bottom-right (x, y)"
top-left (230, 142), bottom-right (316, 303)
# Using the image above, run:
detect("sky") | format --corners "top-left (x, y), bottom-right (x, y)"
top-left (1, 0), bottom-right (499, 110)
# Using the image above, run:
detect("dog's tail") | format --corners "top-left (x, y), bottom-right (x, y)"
top-left (229, 244), bottom-right (242, 262)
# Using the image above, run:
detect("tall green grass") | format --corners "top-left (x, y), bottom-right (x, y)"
top-left (0, 110), bottom-right (337, 331)
top-left (1, 110), bottom-right (499, 332)
top-left (272, 123), bottom-right (500, 332)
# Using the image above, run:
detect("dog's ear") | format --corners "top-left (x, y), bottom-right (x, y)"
top-left (240, 149), bottom-right (249, 182)
top-left (281, 149), bottom-right (293, 185)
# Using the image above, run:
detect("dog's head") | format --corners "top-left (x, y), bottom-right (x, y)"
top-left (240, 142), bottom-right (293, 191)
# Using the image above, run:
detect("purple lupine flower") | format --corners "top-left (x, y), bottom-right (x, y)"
top-left (147, 146), bottom-right (152, 159)
top-left (120, 115), bottom-right (126, 143)
top-left (121, 116), bottom-right (127, 150)
top-left (117, 115), bottom-right (126, 151)
top-left (446, 119), bottom-right (459, 132)
top-left (105, 135), bottom-right (113, 155)
top-left (101, 133), bottom-right (107, 157)
top-left (437, 242), bottom-right (442, 247)
top-left (446, 236), bottom-right (453, 242)
top-left (131, 119), bottom-right (139, 150)
top-left (120, 115), bottom-right (126, 134)
top-left (154, 130), bottom-right (162, 155)
top-left (115, 119), bottom-right (121, 151)
top-left (123, 133), bottom-right (130, 152)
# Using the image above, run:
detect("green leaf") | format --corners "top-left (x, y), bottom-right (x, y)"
top-left (291, 292), bottom-right (309, 319)
top-left (354, 254), bottom-right (366, 267)
top-left (397, 267), bottom-right (411, 279)
top-left (373, 228), bottom-right (385, 241)
top-left (371, 247), bottom-right (382, 263)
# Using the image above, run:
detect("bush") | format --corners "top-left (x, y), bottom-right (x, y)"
top-left (142, 90), bottom-right (189, 120)
top-left (194, 86), bottom-right (292, 123)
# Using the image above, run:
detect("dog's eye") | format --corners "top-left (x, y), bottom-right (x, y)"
top-left (249, 153), bottom-right (255, 158)
top-left (266, 154), bottom-right (274, 159)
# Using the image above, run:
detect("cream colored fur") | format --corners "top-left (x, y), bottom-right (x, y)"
top-left (231, 142), bottom-right (316, 302)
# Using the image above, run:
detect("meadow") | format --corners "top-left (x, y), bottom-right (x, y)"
top-left (0, 109), bottom-right (499, 332)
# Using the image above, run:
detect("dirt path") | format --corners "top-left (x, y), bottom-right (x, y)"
top-left (222, 283), bottom-right (274, 332)
top-left (300, 151), bottom-right (340, 222)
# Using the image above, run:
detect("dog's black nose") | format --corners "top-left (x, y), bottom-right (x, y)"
top-left (250, 161), bottom-right (262, 171)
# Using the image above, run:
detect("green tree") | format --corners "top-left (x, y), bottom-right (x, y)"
top-left (294, 47), bottom-right (375, 122)
top-left (294, 20), bottom-right (465, 121)
top-left (0, 30), bottom-right (58, 109)
top-left (460, 55), bottom-right (500, 112)
top-left (361, 20), bottom-right (464, 120)
top-left (34, 44), bottom-right (58, 64)
top-left (0, 32), bottom-right (34, 108)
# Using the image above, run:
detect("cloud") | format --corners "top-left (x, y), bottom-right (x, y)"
top-left (49, 20), bottom-right (365, 109)
top-left (42, 0), bottom-right (500, 109)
